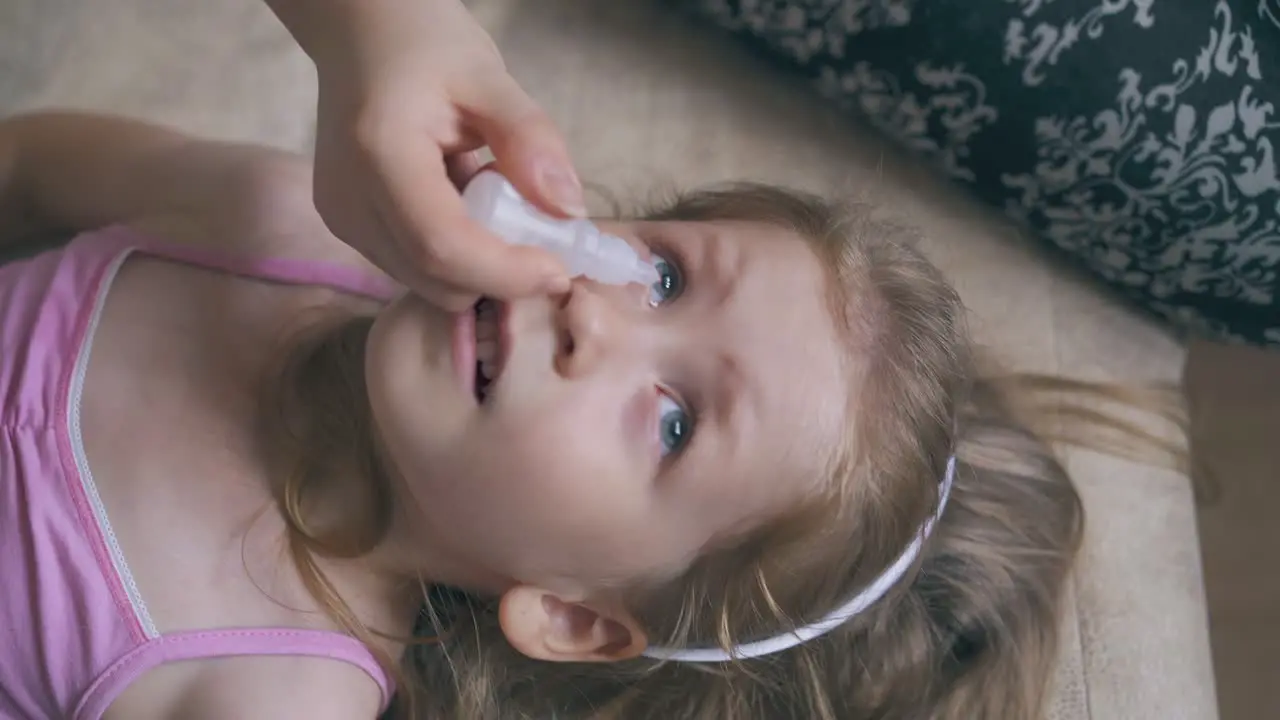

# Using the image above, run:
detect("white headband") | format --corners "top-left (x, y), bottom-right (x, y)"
top-left (641, 455), bottom-right (957, 663)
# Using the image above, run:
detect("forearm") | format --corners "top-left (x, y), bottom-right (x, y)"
top-left (0, 111), bottom-right (194, 244)
top-left (264, 0), bottom-right (469, 73)
top-left (263, 0), bottom-right (371, 69)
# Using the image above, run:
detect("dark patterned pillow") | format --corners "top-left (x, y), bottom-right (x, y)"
top-left (677, 0), bottom-right (1280, 346)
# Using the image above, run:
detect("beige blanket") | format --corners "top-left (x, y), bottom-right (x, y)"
top-left (0, 0), bottom-right (1219, 717)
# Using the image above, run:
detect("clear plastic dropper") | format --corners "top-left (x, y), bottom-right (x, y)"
top-left (462, 170), bottom-right (660, 287)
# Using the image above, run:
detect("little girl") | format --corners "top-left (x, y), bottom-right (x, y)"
top-left (0, 111), bottom-right (1178, 720)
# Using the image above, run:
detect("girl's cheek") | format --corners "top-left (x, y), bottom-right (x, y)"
top-left (621, 387), bottom-right (656, 455)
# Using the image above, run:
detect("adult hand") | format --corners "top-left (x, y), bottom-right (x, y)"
top-left (266, 0), bottom-right (582, 311)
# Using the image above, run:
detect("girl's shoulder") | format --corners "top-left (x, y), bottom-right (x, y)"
top-left (120, 145), bottom-right (397, 299)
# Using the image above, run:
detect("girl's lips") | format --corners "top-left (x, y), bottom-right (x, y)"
top-left (452, 305), bottom-right (478, 402)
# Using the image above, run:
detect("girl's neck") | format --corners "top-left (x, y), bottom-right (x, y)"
top-left (358, 437), bottom-right (514, 595)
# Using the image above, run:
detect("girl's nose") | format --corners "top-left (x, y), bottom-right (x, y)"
top-left (552, 279), bottom-right (648, 378)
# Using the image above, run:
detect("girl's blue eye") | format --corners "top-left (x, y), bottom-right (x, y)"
top-left (657, 393), bottom-right (693, 457)
top-left (647, 254), bottom-right (683, 308)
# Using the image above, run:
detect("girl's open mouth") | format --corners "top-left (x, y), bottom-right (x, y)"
top-left (474, 297), bottom-right (507, 402)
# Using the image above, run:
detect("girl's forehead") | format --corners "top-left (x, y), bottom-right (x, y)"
top-left (661, 220), bottom-right (852, 545)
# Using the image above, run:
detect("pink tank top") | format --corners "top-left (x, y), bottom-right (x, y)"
top-left (0, 225), bottom-right (403, 719)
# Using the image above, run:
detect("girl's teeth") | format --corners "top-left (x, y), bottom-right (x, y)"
top-left (476, 338), bottom-right (497, 365)
top-left (475, 300), bottom-right (497, 342)
top-left (473, 298), bottom-right (501, 386)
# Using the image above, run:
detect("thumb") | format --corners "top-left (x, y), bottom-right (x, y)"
top-left (464, 72), bottom-right (587, 220)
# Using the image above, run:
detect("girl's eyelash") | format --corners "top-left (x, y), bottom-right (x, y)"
top-left (643, 235), bottom-right (690, 308)
top-left (660, 384), bottom-right (692, 416)
top-left (657, 384), bottom-right (696, 459)
top-left (643, 235), bottom-right (688, 271)
top-left (640, 229), bottom-right (697, 458)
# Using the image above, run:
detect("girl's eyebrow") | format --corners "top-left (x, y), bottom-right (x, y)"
top-left (643, 223), bottom-right (753, 475)
top-left (706, 228), bottom-right (742, 311)
top-left (711, 350), bottom-right (747, 455)
top-left (651, 223), bottom-right (736, 304)
top-left (712, 232), bottom-right (751, 439)
top-left (685, 229), bottom-right (751, 465)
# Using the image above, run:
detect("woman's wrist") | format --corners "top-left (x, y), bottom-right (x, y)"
top-left (263, 0), bottom-right (361, 69)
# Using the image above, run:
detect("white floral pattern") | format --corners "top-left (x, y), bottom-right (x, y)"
top-left (1003, 0), bottom-right (1280, 312)
top-left (686, 0), bottom-right (1280, 345)
top-left (695, 0), bottom-right (917, 61)
top-left (1003, 0), bottom-right (1155, 86)
top-left (1261, 0), bottom-right (1280, 29)
top-left (815, 63), bottom-right (998, 182)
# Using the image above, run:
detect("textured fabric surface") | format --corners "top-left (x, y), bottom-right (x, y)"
top-left (0, 0), bottom-right (1218, 717)
top-left (677, 0), bottom-right (1280, 347)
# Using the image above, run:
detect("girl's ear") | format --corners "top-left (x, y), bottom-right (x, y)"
top-left (498, 585), bottom-right (648, 663)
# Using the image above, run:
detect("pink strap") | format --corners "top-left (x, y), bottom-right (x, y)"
top-left (74, 628), bottom-right (395, 719)
top-left (90, 224), bottom-right (402, 301)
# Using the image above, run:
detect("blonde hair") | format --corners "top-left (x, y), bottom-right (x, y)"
top-left (260, 183), bottom-right (1186, 719)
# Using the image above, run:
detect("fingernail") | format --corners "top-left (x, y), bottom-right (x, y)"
top-left (538, 164), bottom-right (587, 217)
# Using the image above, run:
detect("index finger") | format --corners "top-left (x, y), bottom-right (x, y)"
top-left (370, 137), bottom-right (568, 300)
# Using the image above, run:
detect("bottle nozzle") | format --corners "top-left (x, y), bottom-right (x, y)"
top-left (581, 232), bottom-right (661, 287)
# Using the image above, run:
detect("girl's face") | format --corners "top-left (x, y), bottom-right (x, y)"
top-left (365, 220), bottom-right (850, 596)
